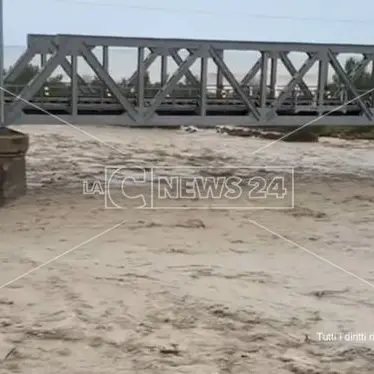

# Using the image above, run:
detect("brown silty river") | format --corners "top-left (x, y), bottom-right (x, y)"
top-left (0, 124), bottom-right (374, 373)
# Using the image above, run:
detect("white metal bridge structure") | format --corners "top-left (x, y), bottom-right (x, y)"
top-left (4, 33), bottom-right (374, 127)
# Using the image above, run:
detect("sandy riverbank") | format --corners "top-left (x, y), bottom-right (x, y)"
top-left (1, 125), bottom-right (374, 373)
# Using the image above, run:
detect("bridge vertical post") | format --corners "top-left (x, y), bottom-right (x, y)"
top-left (102, 46), bottom-right (109, 71)
top-left (259, 52), bottom-right (268, 108)
top-left (200, 55), bottom-right (207, 116)
top-left (270, 55), bottom-right (277, 98)
top-left (317, 51), bottom-right (328, 108)
top-left (40, 54), bottom-right (47, 67)
top-left (102, 46), bottom-right (109, 99)
top-left (370, 60), bottom-right (374, 107)
top-left (161, 55), bottom-right (168, 86)
top-left (71, 53), bottom-right (78, 117)
top-left (137, 47), bottom-right (145, 114)
top-left (216, 49), bottom-right (224, 98)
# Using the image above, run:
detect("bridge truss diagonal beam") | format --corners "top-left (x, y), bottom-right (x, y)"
top-left (4, 43), bottom-right (37, 83)
top-left (169, 48), bottom-right (199, 86)
top-left (4, 36), bottom-right (54, 83)
top-left (37, 39), bottom-right (96, 95)
top-left (127, 47), bottom-right (159, 86)
top-left (208, 47), bottom-right (261, 120)
top-left (79, 42), bottom-right (139, 121)
top-left (279, 52), bottom-right (314, 98)
top-left (127, 47), bottom-right (200, 88)
top-left (351, 55), bottom-right (373, 79)
top-left (334, 54), bottom-right (373, 96)
top-left (143, 50), bottom-right (198, 121)
top-left (327, 50), bottom-right (372, 119)
top-left (5, 41), bottom-right (71, 125)
top-left (59, 56), bottom-right (96, 96)
top-left (240, 58), bottom-right (261, 86)
top-left (273, 53), bottom-right (319, 107)
top-left (4, 39), bottom-right (94, 96)
top-left (53, 43), bottom-right (95, 95)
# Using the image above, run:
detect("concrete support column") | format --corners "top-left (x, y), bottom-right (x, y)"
top-left (0, 128), bottom-right (29, 206)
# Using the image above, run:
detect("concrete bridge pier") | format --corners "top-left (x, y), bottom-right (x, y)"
top-left (0, 128), bottom-right (29, 206)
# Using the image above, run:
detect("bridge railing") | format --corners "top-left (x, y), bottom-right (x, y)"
top-left (3, 83), bottom-right (374, 107)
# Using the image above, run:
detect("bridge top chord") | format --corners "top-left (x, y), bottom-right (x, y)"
top-left (27, 33), bottom-right (374, 54)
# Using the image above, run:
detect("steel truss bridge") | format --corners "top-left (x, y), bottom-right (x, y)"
top-left (4, 34), bottom-right (374, 127)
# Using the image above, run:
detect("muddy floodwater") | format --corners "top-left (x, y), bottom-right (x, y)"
top-left (1, 124), bottom-right (374, 373)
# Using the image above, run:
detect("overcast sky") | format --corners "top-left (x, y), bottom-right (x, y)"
top-left (4, 0), bottom-right (374, 85)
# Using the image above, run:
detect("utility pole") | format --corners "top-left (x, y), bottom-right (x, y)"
top-left (0, 0), bottom-right (4, 127)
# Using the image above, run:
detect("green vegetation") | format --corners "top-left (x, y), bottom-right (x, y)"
top-left (4, 64), bottom-right (63, 85)
top-left (320, 56), bottom-right (374, 139)
top-left (327, 57), bottom-right (374, 94)
top-left (4, 64), bottom-right (64, 96)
